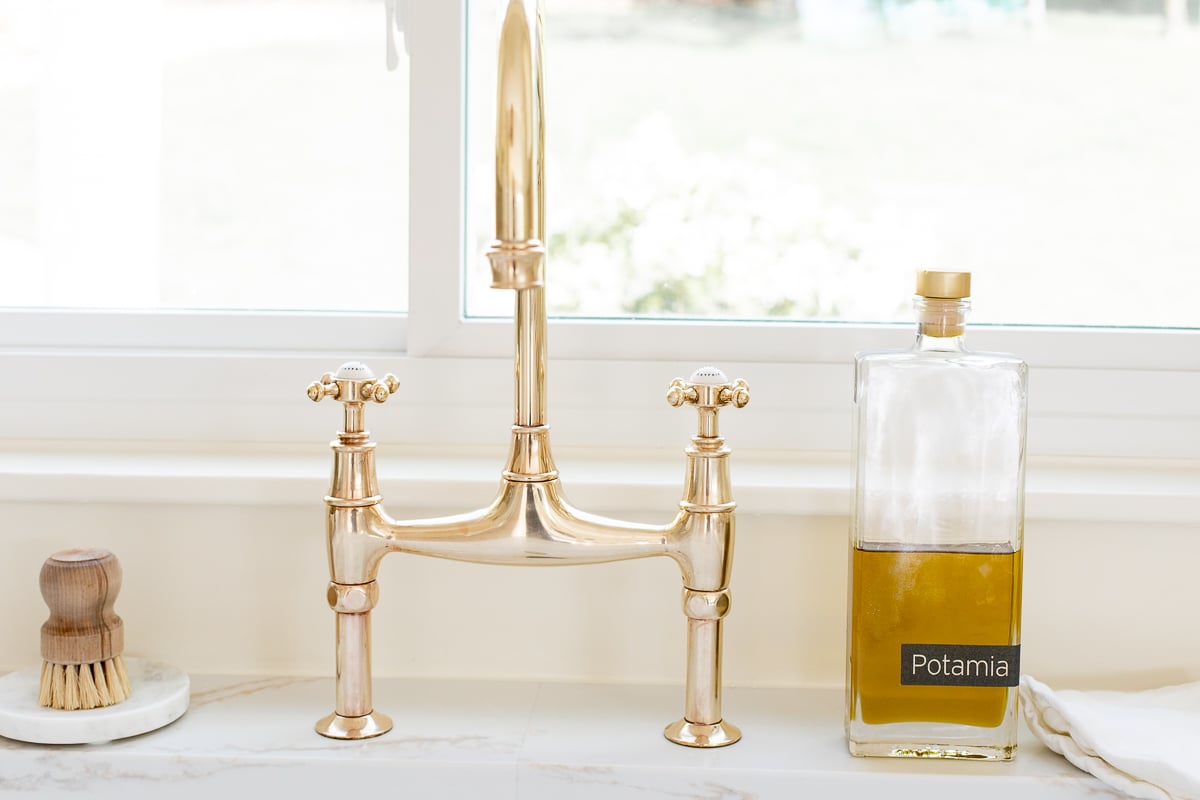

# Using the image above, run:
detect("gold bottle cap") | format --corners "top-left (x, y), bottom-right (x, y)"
top-left (916, 270), bottom-right (971, 300)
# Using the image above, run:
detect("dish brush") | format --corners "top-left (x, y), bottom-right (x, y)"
top-left (38, 548), bottom-right (132, 710)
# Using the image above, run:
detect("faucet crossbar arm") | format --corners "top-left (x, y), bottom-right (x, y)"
top-left (368, 482), bottom-right (678, 566)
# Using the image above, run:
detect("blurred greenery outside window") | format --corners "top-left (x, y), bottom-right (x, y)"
top-left (4, 0), bottom-right (1197, 333)
top-left (466, 0), bottom-right (1200, 329)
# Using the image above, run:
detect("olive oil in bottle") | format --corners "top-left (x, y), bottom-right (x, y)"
top-left (846, 272), bottom-right (1027, 760)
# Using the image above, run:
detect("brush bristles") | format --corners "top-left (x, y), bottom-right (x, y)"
top-left (38, 656), bottom-right (132, 710)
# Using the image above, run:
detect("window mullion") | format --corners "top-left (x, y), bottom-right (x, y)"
top-left (406, 0), bottom-right (469, 359)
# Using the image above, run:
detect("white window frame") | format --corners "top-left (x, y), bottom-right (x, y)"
top-left (0, 0), bottom-right (1197, 465)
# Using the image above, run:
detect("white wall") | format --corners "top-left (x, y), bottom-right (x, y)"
top-left (2, 491), bottom-right (1195, 694)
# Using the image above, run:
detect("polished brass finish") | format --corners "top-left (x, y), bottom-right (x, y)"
top-left (663, 719), bottom-right (743, 748)
top-left (309, 364), bottom-right (399, 438)
top-left (494, 0), bottom-right (543, 245)
top-left (307, 375), bottom-right (339, 402)
top-left (315, 710), bottom-right (393, 740)
top-left (502, 425), bottom-right (558, 482)
top-left (488, 241), bottom-right (546, 290)
top-left (683, 589), bottom-right (731, 620)
top-left (916, 269), bottom-right (972, 338)
top-left (916, 270), bottom-right (971, 300)
top-left (326, 581), bottom-right (379, 614)
top-left (310, 0), bottom-right (749, 746)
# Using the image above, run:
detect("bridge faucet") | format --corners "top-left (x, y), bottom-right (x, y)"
top-left (307, 0), bottom-right (749, 748)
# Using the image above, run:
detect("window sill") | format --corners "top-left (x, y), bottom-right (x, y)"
top-left (0, 673), bottom-right (1111, 799)
top-left (0, 442), bottom-right (1195, 525)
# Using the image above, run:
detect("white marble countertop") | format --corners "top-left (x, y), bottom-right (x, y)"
top-left (0, 675), bottom-right (1120, 799)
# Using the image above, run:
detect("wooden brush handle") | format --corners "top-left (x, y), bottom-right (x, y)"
top-left (39, 548), bottom-right (125, 665)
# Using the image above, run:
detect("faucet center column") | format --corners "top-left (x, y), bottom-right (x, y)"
top-left (488, 0), bottom-right (555, 483)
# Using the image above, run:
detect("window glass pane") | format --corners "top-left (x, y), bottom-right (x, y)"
top-left (0, 0), bottom-right (407, 313)
top-left (465, 0), bottom-right (1198, 328)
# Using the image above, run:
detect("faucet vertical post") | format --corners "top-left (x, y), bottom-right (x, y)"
top-left (682, 585), bottom-right (731, 731)
top-left (309, 367), bottom-right (398, 740)
top-left (335, 599), bottom-right (372, 717)
top-left (665, 370), bottom-right (749, 747)
top-left (317, 581), bottom-right (391, 739)
top-left (488, 0), bottom-right (556, 482)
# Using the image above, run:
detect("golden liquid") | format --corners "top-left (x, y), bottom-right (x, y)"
top-left (849, 545), bottom-right (1022, 727)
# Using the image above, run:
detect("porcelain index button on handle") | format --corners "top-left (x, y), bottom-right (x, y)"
top-left (689, 366), bottom-right (728, 385)
top-left (335, 362), bottom-right (375, 381)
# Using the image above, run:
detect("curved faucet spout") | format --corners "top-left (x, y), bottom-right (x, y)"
top-left (488, 0), bottom-right (550, 442)
top-left (495, 0), bottom-right (543, 245)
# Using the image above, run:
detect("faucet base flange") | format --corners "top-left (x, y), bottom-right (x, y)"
top-left (315, 710), bottom-right (393, 740)
top-left (664, 718), bottom-right (742, 748)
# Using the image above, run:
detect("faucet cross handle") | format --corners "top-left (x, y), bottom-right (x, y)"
top-left (308, 362), bottom-right (400, 437)
top-left (308, 362), bottom-right (400, 405)
top-left (667, 367), bottom-right (749, 440)
top-left (667, 367), bottom-right (750, 410)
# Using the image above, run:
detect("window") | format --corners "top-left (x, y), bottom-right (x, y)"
top-left (464, 0), bottom-right (1200, 329)
top-left (0, 0), bottom-right (408, 315)
top-left (1, 0), bottom-right (1196, 466)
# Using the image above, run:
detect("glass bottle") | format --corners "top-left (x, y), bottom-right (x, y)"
top-left (845, 270), bottom-right (1027, 760)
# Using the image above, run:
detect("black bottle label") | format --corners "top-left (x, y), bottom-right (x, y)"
top-left (900, 644), bottom-right (1021, 687)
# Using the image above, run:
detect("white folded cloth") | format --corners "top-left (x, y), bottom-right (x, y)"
top-left (1020, 675), bottom-right (1200, 800)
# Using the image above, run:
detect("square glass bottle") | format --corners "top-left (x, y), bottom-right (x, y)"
top-left (846, 270), bottom-right (1027, 760)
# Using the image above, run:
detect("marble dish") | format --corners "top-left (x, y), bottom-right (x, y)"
top-left (0, 657), bottom-right (189, 744)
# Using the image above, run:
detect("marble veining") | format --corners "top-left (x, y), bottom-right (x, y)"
top-left (529, 765), bottom-right (762, 800)
top-left (189, 676), bottom-right (319, 708)
top-left (0, 674), bottom-right (1121, 799)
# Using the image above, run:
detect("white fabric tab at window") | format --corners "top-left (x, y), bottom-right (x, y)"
top-left (386, 0), bottom-right (409, 68)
